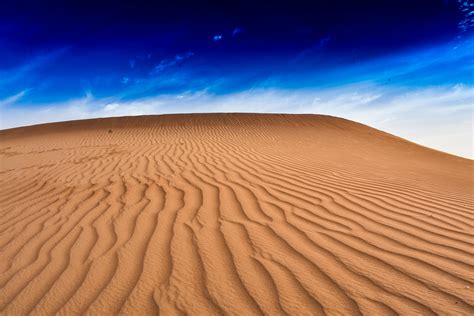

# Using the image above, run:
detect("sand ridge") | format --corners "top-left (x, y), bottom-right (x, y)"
top-left (0, 113), bottom-right (473, 315)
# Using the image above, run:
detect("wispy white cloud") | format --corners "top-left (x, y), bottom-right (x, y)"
top-left (1, 83), bottom-right (472, 158)
top-left (0, 90), bottom-right (28, 106)
top-left (212, 34), bottom-right (223, 42)
top-left (0, 47), bottom-right (69, 86)
top-left (150, 51), bottom-right (194, 74)
top-left (232, 27), bottom-right (242, 37)
top-left (457, 0), bottom-right (474, 34)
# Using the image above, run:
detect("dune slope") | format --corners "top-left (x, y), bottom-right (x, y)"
top-left (0, 113), bottom-right (473, 315)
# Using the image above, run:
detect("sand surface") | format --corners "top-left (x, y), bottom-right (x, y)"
top-left (0, 113), bottom-right (472, 315)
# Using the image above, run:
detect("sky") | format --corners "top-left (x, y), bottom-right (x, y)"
top-left (0, 0), bottom-right (473, 158)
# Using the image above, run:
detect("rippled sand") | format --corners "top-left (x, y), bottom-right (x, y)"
top-left (0, 113), bottom-right (472, 315)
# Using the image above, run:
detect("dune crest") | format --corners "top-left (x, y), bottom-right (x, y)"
top-left (0, 113), bottom-right (472, 315)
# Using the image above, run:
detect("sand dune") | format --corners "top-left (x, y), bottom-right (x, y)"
top-left (0, 113), bottom-right (472, 315)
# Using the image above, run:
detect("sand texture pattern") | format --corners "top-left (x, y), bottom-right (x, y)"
top-left (0, 114), bottom-right (473, 315)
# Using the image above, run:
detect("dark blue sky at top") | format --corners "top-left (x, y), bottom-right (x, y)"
top-left (0, 0), bottom-right (472, 104)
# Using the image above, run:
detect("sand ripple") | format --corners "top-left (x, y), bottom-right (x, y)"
top-left (0, 114), bottom-right (472, 315)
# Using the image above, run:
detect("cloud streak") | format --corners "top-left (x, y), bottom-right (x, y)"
top-left (0, 90), bottom-right (28, 106)
top-left (457, 0), bottom-right (474, 34)
top-left (150, 51), bottom-right (194, 75)
top-left (0, 47), bottom-right (68, 86)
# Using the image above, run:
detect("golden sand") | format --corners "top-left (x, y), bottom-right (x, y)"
top-left (0, 113), bottom-right (472, 315)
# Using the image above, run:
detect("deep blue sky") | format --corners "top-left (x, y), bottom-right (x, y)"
top-left (0, 0), bottom-right (473, 157)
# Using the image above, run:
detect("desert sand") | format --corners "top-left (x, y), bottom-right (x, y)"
top-left (0, 113), bottom-right (472, 315)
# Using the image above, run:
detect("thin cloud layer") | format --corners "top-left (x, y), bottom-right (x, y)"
top-left (150, 52), bottom-right (194, 75)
